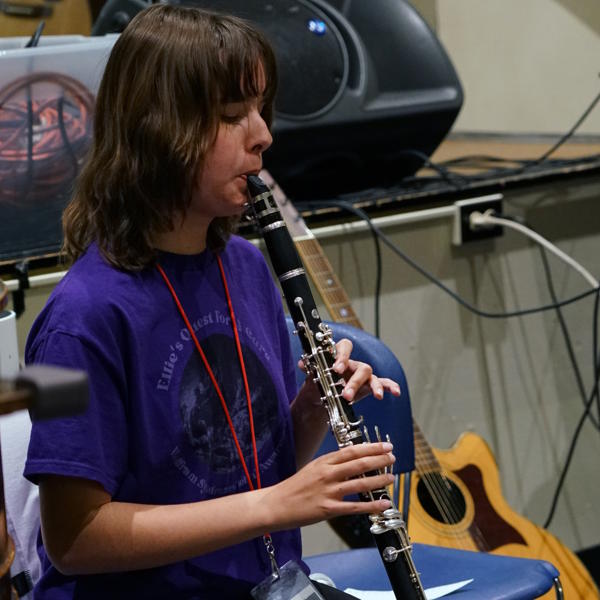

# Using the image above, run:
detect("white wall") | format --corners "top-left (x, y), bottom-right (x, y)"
top-left (434, 0), bottom-right (600, 135)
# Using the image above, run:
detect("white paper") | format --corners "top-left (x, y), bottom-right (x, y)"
top-left (344, 578), bottom-right (474, 600)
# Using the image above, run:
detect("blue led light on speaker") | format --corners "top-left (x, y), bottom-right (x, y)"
top-left (307, 18), bottom-right (327, 35)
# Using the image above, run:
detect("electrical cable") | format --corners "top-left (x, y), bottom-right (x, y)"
top-left (469, 211), bottom-right (599, 290)
top-left (324, 81), bottom-right (600, 209)
top-left (374, 223), bottom-right (382, 339)
top-left (538, 252), bottom-right (600, 527)
top-left (541, 285), bottom-right (600, 528)
top-left (24, 21), bottom-right (45, 48)
top-left (462, 209), bottom-right (600, 527)
top-left (537, 241), bottom-right (600, 430)
top-left (322, 201), bottom-right (383, 337)
top-left (300, 199), bottom-right (600, 320)
top-left (542, 335), bottom-right (600, 528)
top-left (534, 81), bottom-right (600, 163)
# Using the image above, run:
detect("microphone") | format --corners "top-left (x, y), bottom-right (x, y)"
top-left (0, 365), bottom-right (89, 421)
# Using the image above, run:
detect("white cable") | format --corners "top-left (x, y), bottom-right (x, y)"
top-left (470, 210), bottom-right (600, 290)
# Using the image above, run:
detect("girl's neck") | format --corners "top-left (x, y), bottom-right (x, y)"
top-left (153, 216), bottom-right (209, 255)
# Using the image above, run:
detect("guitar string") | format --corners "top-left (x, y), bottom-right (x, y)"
top-left (412, 426), bottom-right (479, 547)
top-left (412, 431), bottom-right (474, 550)
top-left (413, 428), bottom-right (490, 551)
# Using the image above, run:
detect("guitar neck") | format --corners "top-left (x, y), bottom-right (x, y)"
top-left (295, 237), bottom-right (363, 329)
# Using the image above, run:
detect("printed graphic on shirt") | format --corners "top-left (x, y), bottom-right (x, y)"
top-left (176, 333), bottom-right (285, 492)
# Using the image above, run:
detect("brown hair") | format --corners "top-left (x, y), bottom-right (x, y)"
top-left (63, 4), bottom-right (277, 270)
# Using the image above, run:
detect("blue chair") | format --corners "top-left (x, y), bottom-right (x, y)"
top-left (286, 318), bottom-right (563, 599)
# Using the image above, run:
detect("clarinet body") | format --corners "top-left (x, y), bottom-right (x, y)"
top-left (247, 175), bottom-right (426, 600)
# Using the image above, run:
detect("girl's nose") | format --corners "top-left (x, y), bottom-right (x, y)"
top-left (249, 110), bottom-right (273, 154)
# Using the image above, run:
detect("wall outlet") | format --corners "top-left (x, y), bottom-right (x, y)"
top-left (452, 194), bottom-right (503, 245)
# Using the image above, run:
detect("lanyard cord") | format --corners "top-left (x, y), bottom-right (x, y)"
top-left (156, 255), bottom-right (261, 492)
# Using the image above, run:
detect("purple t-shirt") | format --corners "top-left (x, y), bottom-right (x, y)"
top-left (25, 236), bottom-right (303, 599)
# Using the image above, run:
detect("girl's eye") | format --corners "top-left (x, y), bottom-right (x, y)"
top-left (221, 109), bottom-right (245, 123)
top-left (221, 102), bottom-right (246, 123)
top-left (221, 113), bottom-right (244, 124)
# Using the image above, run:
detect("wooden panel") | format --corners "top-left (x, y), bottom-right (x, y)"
top-left (424, 135), bottom-right (600, 175)
top-left (0, 0), bottom-right (91, 38)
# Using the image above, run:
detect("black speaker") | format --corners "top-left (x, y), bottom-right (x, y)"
top-left (99, 0), bottom-right (464, 200)
top-left (181, 0), bottom-right (463, 200)
top-left (91, 0), bottom-right (151, 35)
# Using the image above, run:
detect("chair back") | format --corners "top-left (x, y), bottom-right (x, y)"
top-left (285, 317), bottom-right (415, 475)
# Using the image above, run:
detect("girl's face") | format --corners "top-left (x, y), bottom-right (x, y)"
top-left (189, 66), bottom-right (272, 226)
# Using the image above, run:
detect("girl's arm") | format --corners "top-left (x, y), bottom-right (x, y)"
top-left (40, 441), bottom-right (395, 575)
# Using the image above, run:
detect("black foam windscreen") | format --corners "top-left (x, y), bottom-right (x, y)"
top-left (272, 11), bottom-right (345, 118)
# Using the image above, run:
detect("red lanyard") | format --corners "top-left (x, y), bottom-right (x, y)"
top-left (156, 255), bottom-right (261, 492)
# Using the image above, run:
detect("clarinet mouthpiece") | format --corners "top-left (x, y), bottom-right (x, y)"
top-left (247, 174), bottom-right (269, 197)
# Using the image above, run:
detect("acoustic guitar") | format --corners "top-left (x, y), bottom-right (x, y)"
top-left (260, 169), bottom-right (599, 600)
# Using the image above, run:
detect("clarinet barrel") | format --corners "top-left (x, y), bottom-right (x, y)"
top-left (247, 175), bottom-right (425, 599)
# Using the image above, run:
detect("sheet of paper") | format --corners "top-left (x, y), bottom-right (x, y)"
top-left (344, 578), bottom-right (474, 600)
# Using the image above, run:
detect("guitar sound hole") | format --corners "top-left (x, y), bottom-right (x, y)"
top-left (417, 474), bottom-right (466, 524)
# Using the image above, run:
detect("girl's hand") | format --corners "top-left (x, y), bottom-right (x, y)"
top-left (299, 338), bottom-right (401, 405)
top-left (264, 442), bottom-right (396, 530)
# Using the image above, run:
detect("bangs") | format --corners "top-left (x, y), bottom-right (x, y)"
top-left (213, 18), bottom-right (278, 122)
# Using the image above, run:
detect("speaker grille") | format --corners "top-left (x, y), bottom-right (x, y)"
top-left (183, 0), bottom-right (348, 119)
top-left (263, 1), bottom-right (348, 119)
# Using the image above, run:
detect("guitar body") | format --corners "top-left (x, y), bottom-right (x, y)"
top-left (408, 431), bottom-right (599, 599)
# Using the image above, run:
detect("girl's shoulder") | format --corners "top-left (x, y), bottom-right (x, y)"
top-left (27, 245), bottom-right (152, 352)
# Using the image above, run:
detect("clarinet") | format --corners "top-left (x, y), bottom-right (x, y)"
top-left (247, 175), bottom-right (426, 600)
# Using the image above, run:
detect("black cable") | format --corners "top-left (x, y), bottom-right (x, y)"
top-left (318, 200), bottom-right (383, 337)
top-left (56, 96), bottom-right (80, 178)
top-left (395, 148), bottom-right (469, 188)
top-left (371, 81), bottom-right (600, 200)
top-left (595, 283), bottom-right (600, 428)
top-left (374, 224), bottom-right (382, 338)
top-left (301, 200), bottom-right (600, 320)
top-left (536, 231), bottom-right (600, 430)
top-left (463, 212), bottom-right (600, 525)
top-left (321, 151), bottom-right (600, 214)
top-left (535, 82), bottom-right (600, 163)
top-left (435, 80), bottom-right (600, 183)
top-left (543, 331), bottom-right (600, 528)
top-left (25, 83), bottom-right (35, 202)
top-left (24, 19), bottom-right (45, 199)
top-left (439, 154), bottom-right (535, 168)
top-left (24, 21), bottom-right (45, 48)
